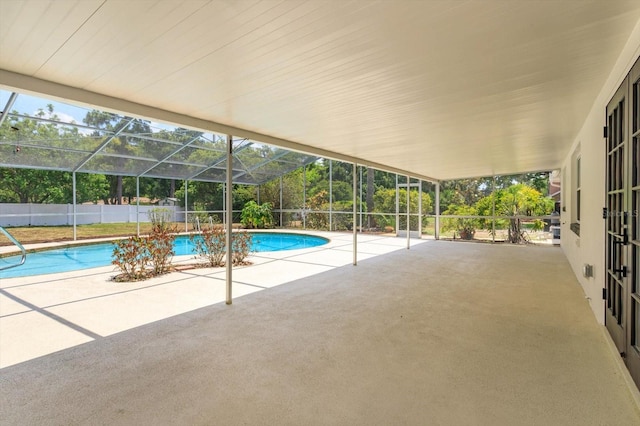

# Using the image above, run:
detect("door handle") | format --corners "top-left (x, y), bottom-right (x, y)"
top-left (614, 265), bottom-right (627, 278)
top-left (614, 229), bottom-right (629, 245)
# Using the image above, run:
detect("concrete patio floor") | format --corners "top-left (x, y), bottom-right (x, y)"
top-left (0, 231), bottom-right (415, 368)
top-left (1, 235), bottom-right (640, 425)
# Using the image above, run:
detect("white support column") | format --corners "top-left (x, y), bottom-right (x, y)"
top-left (136, 177), bottom-right (140, 237)
top-left (359, 166), bottom-right (363, 232)
top-left (353, 163), bottom-right (357, 266)
top-left (279, 176), bottom-right (283, 228)
top-left (222, 182), bottom-right (226, 227)
top-left (226, 135), bottom-right (233, 305)
top-left (492, 175), bottom-right (496, 243)
top-left (329, 160), bottom-right (333, 231)
top-left (184, 179), bottom-right (188, 232)
top-left (303, 165), bottom-right (307, 230)
top-left (72, 172), bottom-right (77, 241)
top-left (395, 174), bottom-right (399, 237)
top-left (406, 175), bottom-right (410, 249)
top-left (418, 179), bottom-right (422, 239)
top-left (435, 182), bottom-right (440, 240)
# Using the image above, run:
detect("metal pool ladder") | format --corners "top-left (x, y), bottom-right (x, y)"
top-left (0, 226), bottom-right (26, 271)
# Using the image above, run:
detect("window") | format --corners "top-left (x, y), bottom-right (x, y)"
top-left (561, 166), bottom-right (567, 212)
top-left (576, 156), bottom-right (581, 222)
top-left (570, 146), bottom-right (581, 236)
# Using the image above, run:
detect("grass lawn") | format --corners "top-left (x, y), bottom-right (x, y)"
top-left (0, 223), bottom-right (193, 246)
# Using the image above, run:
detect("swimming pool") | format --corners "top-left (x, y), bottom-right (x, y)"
top-left (0, 233), bottom-right (328, 279)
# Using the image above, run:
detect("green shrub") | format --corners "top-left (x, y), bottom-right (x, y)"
top-left (331, 201), bottom-right (353, 231)
top-left (306, 190), bottom-right (329, 230)
top-left (441, 204), bottom-right (480, 239)
top-left (241, 201), bottom-right (273, 229)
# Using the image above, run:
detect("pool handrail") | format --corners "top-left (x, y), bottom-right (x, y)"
top-left (0, 227), bottom-right (26, 271)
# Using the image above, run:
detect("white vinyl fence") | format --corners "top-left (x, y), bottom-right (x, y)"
top-left (0, 204), bottom-right (185, 227)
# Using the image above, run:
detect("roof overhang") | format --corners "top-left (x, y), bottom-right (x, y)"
top-left (1, 0), bottom-right (640, 180)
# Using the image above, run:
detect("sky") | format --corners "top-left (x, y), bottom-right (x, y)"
top-left (0, 89), bottom-right (192, 135)
top-left (1, 89), bottom-right (88, 125)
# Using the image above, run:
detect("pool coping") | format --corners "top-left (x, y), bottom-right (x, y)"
top-left (0, 229), bottom-right (332, 258)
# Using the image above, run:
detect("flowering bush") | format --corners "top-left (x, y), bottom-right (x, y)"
top-left (191, 229), bottom-right (254, 267)
top-left (112, 226), bottom-right (176, 281)
top-left (112, 236), bottom-right (151, 281)
top-left (147, 228), bottom-right (176, 275)
top-left (191, 227), bottom-right (226, 267)
top-left (232, 231), bottom-right (253, 265)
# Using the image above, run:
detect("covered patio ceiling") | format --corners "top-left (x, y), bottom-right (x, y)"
top-left (1, 1), bottom-right (640, 180)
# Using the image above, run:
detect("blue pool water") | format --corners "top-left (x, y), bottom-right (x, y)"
top-left (0, 233), bottom-right (328, 279)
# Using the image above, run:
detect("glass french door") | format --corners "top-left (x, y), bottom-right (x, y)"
top-left (605, 57), bottom-right (640, 388)
top-left (605, 78), bottom-right (626, 354)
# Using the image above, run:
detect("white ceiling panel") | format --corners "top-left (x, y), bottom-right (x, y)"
top-left (1, 0), bottom-right (639, 180)
top-left (0, 0), bottom-right (104, 73)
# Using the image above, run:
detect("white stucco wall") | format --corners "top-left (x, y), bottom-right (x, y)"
top-left (562, 21), bottom-right (640, 324)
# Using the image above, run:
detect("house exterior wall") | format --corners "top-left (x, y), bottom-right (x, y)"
top-left (562, 21), bottom-right (640, 324)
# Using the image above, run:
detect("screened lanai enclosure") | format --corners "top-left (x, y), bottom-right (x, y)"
top-left (0, 89), bottom-right (559, 245)
top-left (0, 91), bottom-right (318, 183)
top-left (0, 90), bottom-right (317, 228)
top-left (0, 89), bottom-right (317, 235)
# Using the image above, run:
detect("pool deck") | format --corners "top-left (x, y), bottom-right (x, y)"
top-left (2, 235), bottom-right (640, 425)
top-left (0, 235), bottom-right (129, 256)
top-left (0, 230), bottom-right (418, 368)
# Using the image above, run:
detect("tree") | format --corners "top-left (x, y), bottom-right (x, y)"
top-left (240, 201), bottom-right (274, 228)
top-left (257, 169), bottom-right (305, 225)
top-left (494, 172), bottom-right (549, 194)
top-left (476, 183), bottom-right (554, 243)
top-left (439, 177), bottom-right (493, 213)
top-left (306, 190), bottom-right (329, 230)
top-left (0, 168), bottom-right (109, 204)
top-left (64, 173), bottom-right (110, 204)
top-left (441, 204), bottom-right (480, 239)
top-left (372, 187), bottom-right (432, 230)
top-left (0, 168), bottom-right (66, 203)
top-left (83, 111), bottom-right (152, 204)
top-left (0, 104), bottom-right (112, 204)
top-left (175, 181), bottom-right (223, 211)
